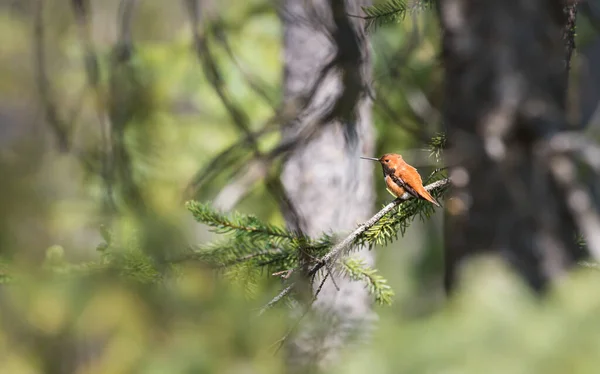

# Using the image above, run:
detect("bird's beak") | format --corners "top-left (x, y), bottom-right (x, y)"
top-left (360, 156), bottom-right (379, 161)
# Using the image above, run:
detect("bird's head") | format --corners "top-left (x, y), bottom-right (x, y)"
top-left (360, 153), bottom-right (403, 169)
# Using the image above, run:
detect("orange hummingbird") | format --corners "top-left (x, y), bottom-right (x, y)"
top-left (361, 153), bottom-right (440, 207)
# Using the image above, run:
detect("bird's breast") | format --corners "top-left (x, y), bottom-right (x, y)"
top-left (384, 175), bottom-right (405, 197)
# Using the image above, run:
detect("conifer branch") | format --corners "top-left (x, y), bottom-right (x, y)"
top-left (340, 257), bottom-right (394, 305)
top-left (308, 178), bottom-right (449, 276)
top-left (185, 176), bottom-right (449, 312)
top-left (185, 201), bottom-right (294, 240)
top-left (186, 246), bottom-right (289, 268)
top-left (427, 132), bottom-right (447, 163)
top-left (260, 177), bottom-right (450, 311)
top-left (355, 0), bottom-right (435, 31)
top-left (184, 201), bottom-right (333, 274)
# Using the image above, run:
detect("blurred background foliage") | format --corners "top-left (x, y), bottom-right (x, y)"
top-left (1, 0), bottom-right (600, 373)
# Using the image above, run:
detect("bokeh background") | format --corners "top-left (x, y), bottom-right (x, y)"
top-left (1, 0), bottom-right (600, 373)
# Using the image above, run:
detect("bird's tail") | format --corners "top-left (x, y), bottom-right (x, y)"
top-left (418, 188), bottom-right (441, 207)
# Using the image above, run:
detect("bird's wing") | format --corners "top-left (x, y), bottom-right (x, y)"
top-left (389, 173), bottom-right (420, 199)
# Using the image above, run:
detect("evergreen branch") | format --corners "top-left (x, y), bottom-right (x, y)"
top-left (182, 236), bottom-right (299, 275)
top-left (260, 178), bottom-right (450, 312)
top-left (340, 257), bottom-right (394, 305)
top-left (308, 178), bottom-right (449, 276)
top-left (224, 263), bottom-right (261, 298)
top-left (427, 132), bottom-right (447, 163)
top-left (187, 245), bottom-right (285, 268)
top-left (255, 251), bottom-right (298, 272)
top-left (357, 0), bottom-right (435, 31)
top-left (304, 232), bottom-right (337, 258)
top-left (184, 202), bottom-right (338, 286)
top-left (185, 201), bottom-right (294, 240)
top-left (361, 0), bottom-right (408, 31)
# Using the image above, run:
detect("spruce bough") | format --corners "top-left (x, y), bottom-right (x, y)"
top-left (185, 173), bottom-right (449, 311)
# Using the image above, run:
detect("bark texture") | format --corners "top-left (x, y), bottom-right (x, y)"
top-left (279, 0), bottom-right (375, 372)
top-left (439, 0), bottom-right (587, 292)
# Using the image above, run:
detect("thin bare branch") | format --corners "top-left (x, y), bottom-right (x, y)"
top-left (547, 132), bottom-right (600, 172)
top-left (260, 284), bottom-right (295, 315)
top-left (33, 0), bottom-right (70, 151)
top-left (213, 159), bottom-right (270, 211)
top-left (549, 154), bottom-right (600, 262)
top-left (211, 20), bottom-right (278, 110)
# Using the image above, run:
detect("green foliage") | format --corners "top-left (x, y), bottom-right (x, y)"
top-left (427, 131), bottom-right (447, 163)
top-left (333, 260), bottom-right (600, 374)
top-left (185, 201), bottom-right (341, 277)
top-left (362, 0), bottom-right (436, 31)
top-left (103, 245), bottom-right (164, 284)
top-left (185, 201), bottom-right (400, 305)
top-left (2, 0), bottom-right (599, 372)
top-left (0, 256), bottom-right (12, 284)
top-left (38, 226), bottom-right (167, 284)
top-left (185, 200), bottom-right (294, 243)
top-left (357, 199), bottom-right (431, 248)
top-left (224, 262), bottom-right (262, 299)
top-left (341, 257), bottom-right (394, 305)
top-left (15, 1), bottom-right (600, 372)
top-left (185, 200), bottom-right (299, 273)
top-left (189, 236), bottom-right (298, 272)
top-left (41, 244), bottom-right (104, 277)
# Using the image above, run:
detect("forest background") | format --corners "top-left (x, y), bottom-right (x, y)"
top-left (1, 0), bottom-right (600, 373)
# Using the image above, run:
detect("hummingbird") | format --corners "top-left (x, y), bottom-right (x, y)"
top-left (361, 153), bottom-right (441, 207)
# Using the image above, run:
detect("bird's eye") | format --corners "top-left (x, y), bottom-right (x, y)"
top-left (385, 159), bottom-right (389, 163)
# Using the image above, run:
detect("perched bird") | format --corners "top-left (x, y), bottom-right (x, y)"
top-left (361, 153), bottom-right (440, 207)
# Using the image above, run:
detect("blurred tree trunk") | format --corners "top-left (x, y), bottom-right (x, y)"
top-left (439, 0), bottom-right (588, 292)
top-left (279, 0), bottom-right (375, 372)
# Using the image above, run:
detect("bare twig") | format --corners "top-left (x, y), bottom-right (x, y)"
top-left (547, 132), bottom-right (600, 172)
top-left (271, 271), bottom-right (331, 354)
top-left (184, 0), bottom-right (312, 230)
top-left (211, 20), bottom-right (277, 110)
top-left (186, 0), bottom-right (256, 145)
top-left (549, 155), bottom-right (600, 261)
top-left (541, 132), bottom-right (600, 261)
top-left (213, 158), bottom-right (270, 210)
top-left (182, 124), bottom-right (278, 200)
top-left (186, 0), bottom-right (374, 209)
top-left (368, 31), bottom-right (435, 141)
top-left (272, 269), bottom-right (294, 278)
top-left (33, 0), bottom-right (70, 151)
top-left (259, 284), bottom-right (295, 315)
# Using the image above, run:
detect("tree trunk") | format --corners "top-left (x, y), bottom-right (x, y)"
top-left (279, 0), bottom-right (375, 372)
top-left (439, 0), bottom-right (587, 292)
